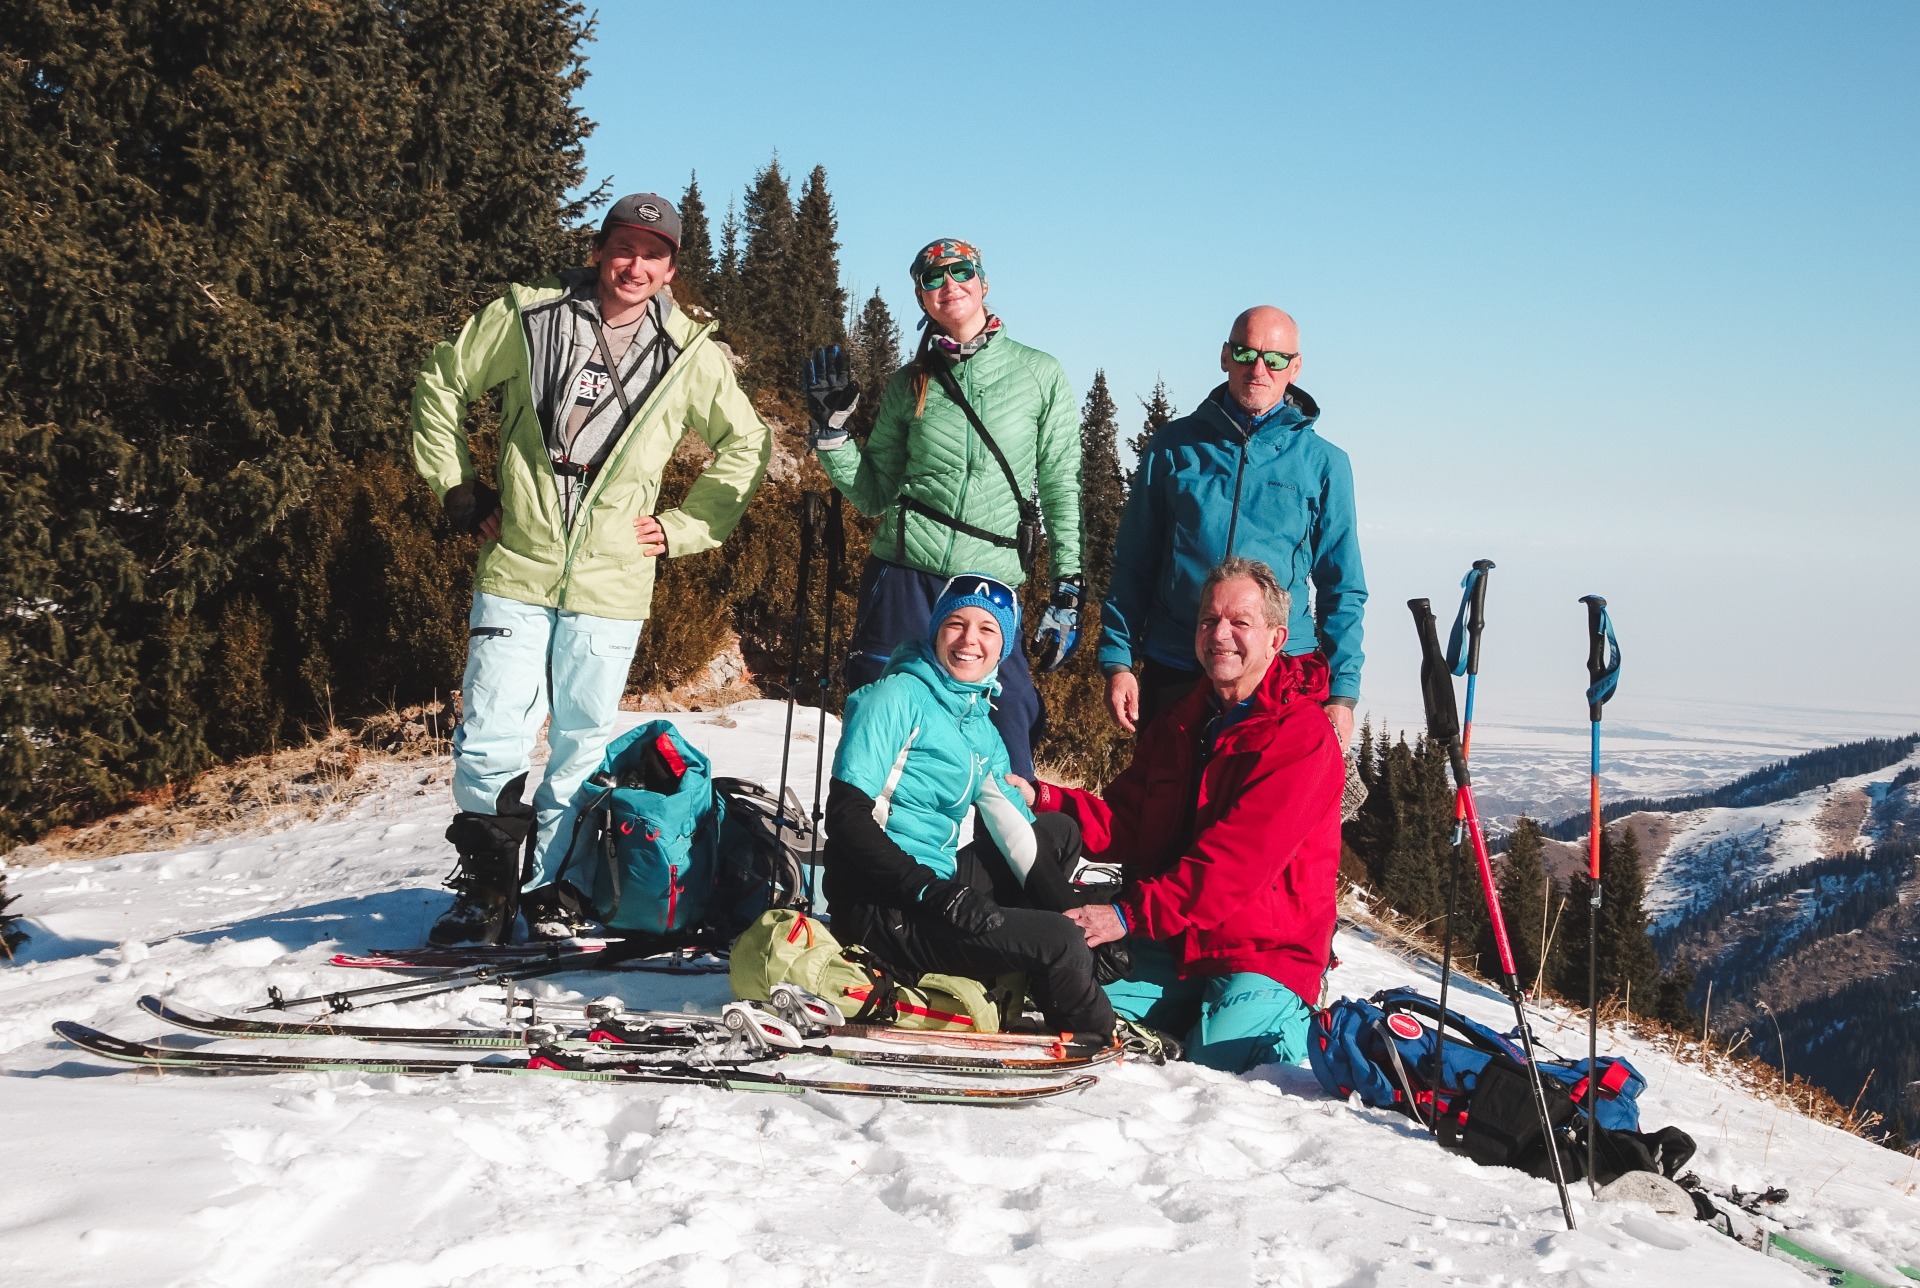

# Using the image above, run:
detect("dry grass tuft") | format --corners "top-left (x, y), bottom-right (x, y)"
top-left (3, 702), bottom-right (454, 867)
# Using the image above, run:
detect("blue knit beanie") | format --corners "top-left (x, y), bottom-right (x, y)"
top-left (929, 573), bottom-right (1020, 663)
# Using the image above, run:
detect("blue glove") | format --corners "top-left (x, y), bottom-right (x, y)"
top-left (803, 345), bottom-right (860, 450)
top-left (1032, 576), bottom-right (1083, 672)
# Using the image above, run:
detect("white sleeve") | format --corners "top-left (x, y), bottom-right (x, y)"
top-left (974, 775), bottom-right (1038, 886)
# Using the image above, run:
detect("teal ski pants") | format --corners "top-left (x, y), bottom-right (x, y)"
top-left (1105, 940), bottom-right (1313, 1072)
top-left (452, 592), bottom-right (643, 892)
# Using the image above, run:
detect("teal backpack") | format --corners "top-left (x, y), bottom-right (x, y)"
top-left (565, 721), bottom-right (721, 935)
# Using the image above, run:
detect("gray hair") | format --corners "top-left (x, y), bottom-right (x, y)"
top-left (1199, 557), bottom-right (1291, 628)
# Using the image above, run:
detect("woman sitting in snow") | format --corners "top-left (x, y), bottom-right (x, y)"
top-left (821, 574), bottom-right (1114, 1036)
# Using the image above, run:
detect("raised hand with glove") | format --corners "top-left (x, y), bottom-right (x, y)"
top-left (918, 876), bottom-right (1005, 938)
top-left (1031, 575), bottom-right (1083, 672)
top-left (803, 345), bottom-right (861, 451)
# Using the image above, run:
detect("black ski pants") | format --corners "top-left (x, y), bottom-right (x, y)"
top-left (830, 812), bottom-right (1114, 1035)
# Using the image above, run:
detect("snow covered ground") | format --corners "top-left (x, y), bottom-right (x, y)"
top-left (5, 700), bottom-right (1919, 1288)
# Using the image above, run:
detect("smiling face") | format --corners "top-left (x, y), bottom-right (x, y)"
top-left (933, 606), bottom-right (1003, 684)
top-left (1195, 576), bottom-right (1288, 702)
top-left (591, 224), bottom-right (677, 323)
top-left (917, 263), bottom-right (989, 340)
top-left (1220, 306), bottom-right (1302, 417)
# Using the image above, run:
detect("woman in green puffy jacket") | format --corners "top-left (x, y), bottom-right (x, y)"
top-left (808, 238), bottom-right (1084, 777)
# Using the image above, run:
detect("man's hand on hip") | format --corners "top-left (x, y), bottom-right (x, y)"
top-left (633, 515), bottom-right (667, 558)
top-left (1067, 903), bottom-right (1126, 948)
top-left (1324, 702), bottom-right (1354, 752)
top-left (1106, 670), bottom-right (1140, 733)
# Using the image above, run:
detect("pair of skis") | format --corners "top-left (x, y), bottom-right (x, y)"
top-left (1408, 565), bottom-right (1621, 1231)
top-left (55, 987), bottom-right (1113, 1105)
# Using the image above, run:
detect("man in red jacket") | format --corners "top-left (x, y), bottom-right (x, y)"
top-left (1018, 556), bottom-right (1345, 1070)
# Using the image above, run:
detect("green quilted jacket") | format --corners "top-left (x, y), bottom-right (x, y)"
top-left (411, 278), bottom-right (770, 621)
top-left (817, 332), bottom-right (1082, 584)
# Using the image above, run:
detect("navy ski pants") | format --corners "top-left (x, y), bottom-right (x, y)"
top-left (843, 556), bottom-right (1042, 777)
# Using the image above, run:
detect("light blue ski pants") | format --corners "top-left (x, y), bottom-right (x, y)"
top-left (1105, 940), bottom-right (1313, 1072)
top-left (452, 592), bottom-right (643, 892)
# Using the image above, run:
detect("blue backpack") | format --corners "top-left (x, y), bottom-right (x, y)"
top-left (1309, 987), bottom-right (1686, 1184)
top-left (564, 721), bottom-right (721, 935)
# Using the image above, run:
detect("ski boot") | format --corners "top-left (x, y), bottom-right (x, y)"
top-left (521, 884), bottom-right (598, 942)
top-left (431, 781), bottom-right (533, 946)
top-left (1114, 1017), bottom-right (1183, 1065)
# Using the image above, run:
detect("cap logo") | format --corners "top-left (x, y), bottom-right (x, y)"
top-left (1387, 1014), bottom-right (1424, 1041)
top-left (636, 203), bottom-right (661, 221)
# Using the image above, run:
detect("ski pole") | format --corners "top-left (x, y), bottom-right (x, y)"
top-left (803, 491), bottom-right (846, 908)
top-left (249, 939), bottom-right (663, 1015)
top-left (1432, 560), bottom-right (1494, 1132)
top-left (1578, 593), bottom-right (1621, 1195)
top-left (1411, 598), bottom-right (1577, 1231)
top-left (775, 493), bottom-right (824, 844)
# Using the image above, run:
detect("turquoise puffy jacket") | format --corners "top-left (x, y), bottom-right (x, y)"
top-left (829, 639), bottom-right (1037, 882)
top-left (817, 330), bottom-right (1082, 586)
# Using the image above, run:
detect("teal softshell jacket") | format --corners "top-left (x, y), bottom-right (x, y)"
top-left (831, 639), bottom-right (1038, 882)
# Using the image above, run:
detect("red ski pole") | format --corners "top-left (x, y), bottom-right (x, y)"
top-left (1412, 597), bottom-right (1577, 1231)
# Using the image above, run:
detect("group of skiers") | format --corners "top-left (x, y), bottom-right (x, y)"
top-left (410, 191), bottom-right (1368, 1069)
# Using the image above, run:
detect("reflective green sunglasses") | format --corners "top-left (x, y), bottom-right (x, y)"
top-left (918, 261), bottom-right (979, 291)
top-left (1228, 345), bottom-right (1297, 370)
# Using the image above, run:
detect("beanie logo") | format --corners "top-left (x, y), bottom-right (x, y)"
top-left (636, 203), bottom-right (662, 221)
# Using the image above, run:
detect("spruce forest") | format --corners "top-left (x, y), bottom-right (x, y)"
top-left (0, 0), bottom-right (1140, 841)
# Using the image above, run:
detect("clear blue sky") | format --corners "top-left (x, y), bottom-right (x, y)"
top-left (576, 2), bottom-right (1919, 729)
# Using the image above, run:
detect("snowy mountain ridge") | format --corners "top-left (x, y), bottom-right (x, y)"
top-left (4, 702), bottom-right (1919, 1287)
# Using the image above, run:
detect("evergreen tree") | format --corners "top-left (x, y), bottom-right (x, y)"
top-left (1485, 816), bottom-right (1559, 993)
top-left (847, 289), bottom-right (901, 437)
top-left (0, 0), bottom-right (597, 841)
top-left (712, 197), bottom-right (742, 326)
top-left (1654, 959), bottom-right (1698, 1030)
top-left (1556, 826), bottom-right (1662, 1010)
top-left (789, 165), bottom-right (848, 366)
top-left (674, 172), bottom-right (715, 312)
top-left (736, 157), bottom-right (796, 394)
top-left (1130, 379), bottom-right (1177, 489)
top-left (1076, 372), bottom-right (1126, 610)
top-left (1030, 369), bottom-right (1133, 787)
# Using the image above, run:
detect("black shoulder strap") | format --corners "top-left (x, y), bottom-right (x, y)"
top-left (929, 362), bottom-right (1034, 516)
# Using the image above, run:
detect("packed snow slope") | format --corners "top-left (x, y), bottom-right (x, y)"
top-left (5, 702), bottom-right (1919, 1288)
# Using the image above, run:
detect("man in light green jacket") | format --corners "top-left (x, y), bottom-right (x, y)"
top-left (411, 193), bottom-right (771, 945)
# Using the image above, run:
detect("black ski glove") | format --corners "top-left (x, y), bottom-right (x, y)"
top-left (919, 877), bottom-right (1004, 937)
top-left (443, 480), bottom-right (501, 536)
top-left (803, 345), bottom-right (861, 450)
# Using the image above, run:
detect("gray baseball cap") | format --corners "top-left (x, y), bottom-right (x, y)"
top-left (600, 193), bottom-right (681, 248)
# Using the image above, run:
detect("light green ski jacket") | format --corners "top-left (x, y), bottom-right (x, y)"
top-left (817, 331), bottom-right (1081, 585)
top-left (411, 278), bottom-right (771, 621)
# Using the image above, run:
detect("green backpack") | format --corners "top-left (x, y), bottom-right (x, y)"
top-left (729, 908), bottom-right (1016, 1033)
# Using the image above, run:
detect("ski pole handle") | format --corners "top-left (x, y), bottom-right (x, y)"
top-left (1465, 559), bottom-right (1494, 677)
top-left (1409, 598), bottom-right (1466, 785)
top-left (1580, 594), bottom-right (1612, 722)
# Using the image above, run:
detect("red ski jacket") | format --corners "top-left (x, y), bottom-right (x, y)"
top-left (1033, 651), bottom-right (1344, 1005)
